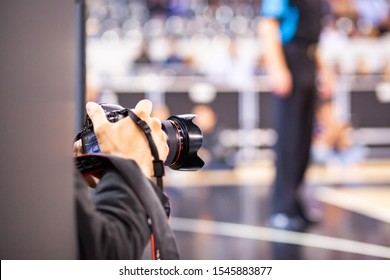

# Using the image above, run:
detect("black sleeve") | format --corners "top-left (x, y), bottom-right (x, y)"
top-left (75, 168), bottom-right (151, 260)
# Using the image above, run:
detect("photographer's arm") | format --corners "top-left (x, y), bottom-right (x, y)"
top-left (75, 166), bottom-right (151, 259)
top-left (75, 99), bottom-right (171, 259)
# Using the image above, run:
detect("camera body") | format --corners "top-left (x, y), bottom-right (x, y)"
top-left (79, 103), bottom-right (204, 171)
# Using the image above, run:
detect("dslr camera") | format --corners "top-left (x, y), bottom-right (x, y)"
top-left (79, 103), bottom-right (204, 171)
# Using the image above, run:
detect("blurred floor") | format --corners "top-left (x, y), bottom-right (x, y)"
top-left (164, 160), bottom-right (390, 259)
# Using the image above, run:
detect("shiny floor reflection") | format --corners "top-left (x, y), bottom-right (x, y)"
top-left (165, 162), bottom-right (390, 260)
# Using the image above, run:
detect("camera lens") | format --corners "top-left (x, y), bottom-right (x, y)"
top-left (162, 114), bottom-right (204, 170)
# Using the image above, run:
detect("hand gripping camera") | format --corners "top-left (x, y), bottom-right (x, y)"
top-left (78, 103), bottom-right (204, 171)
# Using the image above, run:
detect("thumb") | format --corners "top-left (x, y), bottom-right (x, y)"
top-left (134, 99), bottom-right (153, 118)
top-left (86, 102), bottom-right (108, 130)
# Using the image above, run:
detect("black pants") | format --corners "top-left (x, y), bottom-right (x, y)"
top-left (271, 43), bottom-right (317, 217)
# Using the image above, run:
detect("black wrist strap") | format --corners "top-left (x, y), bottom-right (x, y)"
top-left (126, 109), bottom-right (165, 189)
top-left (126, 109), bottom-right (170, 260)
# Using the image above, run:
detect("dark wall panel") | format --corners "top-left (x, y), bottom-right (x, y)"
top-left (351, 91), bottom-right (390, 128)
top-left (0, 0), bottom-right (77, 259)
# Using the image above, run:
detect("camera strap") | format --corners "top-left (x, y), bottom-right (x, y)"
top-left (125, 109), bottom-right (171, 260)
top-left (125, 109), bottom-right (165, 190)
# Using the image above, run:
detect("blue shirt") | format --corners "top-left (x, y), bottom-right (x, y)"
top-left (261, 0), bottom-right (299, 44)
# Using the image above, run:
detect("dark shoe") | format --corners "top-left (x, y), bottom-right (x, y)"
top-left (269, 213), bottom-right (309, 232)
top-left (296, 202), bottom-right (320, 226)
top-left (300, 214), bottom-right (320, 227)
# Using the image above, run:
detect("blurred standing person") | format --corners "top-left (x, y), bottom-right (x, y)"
top-left (259, 0), bottom-right (333, 231)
